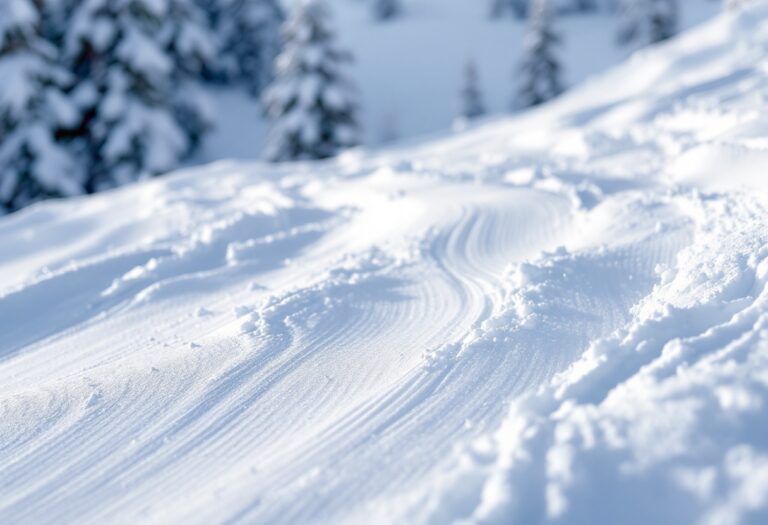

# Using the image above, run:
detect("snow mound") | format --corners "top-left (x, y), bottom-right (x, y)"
top-left (1, 4), bottom-right (768, 525)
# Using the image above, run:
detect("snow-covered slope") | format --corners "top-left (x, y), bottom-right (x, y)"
top-left (1, 4), bottom-right (768, 525)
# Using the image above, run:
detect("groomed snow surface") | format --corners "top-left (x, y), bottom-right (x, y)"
top-left (2, 5), bottom-right (768, 525)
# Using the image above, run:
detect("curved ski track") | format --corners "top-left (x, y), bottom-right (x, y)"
top-left (0, 168), bottom-right (697, 525)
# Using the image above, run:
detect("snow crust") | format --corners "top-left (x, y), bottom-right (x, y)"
top-left (1, 4), bottom-right (768, 524)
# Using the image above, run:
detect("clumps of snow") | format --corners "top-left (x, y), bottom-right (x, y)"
top-left (85, 389), bottom-right (103, 409)
top-left (502, 167), bottom-right (537, 186)
top-left (235, 246), bottom-right (408, 341)
top-left (224, 214), bottom-right (341, 267)
top-left (103, 258), bottom-right (161, 297)
top-left (413, 192), bottom-right (768, 525)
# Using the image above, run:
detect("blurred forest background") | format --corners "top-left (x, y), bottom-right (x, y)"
top-left (0, 0), bottom-right (721, 213)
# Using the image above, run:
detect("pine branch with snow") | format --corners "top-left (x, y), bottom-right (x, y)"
top-left (217, 0), bottom-right (284, 94)
top-left (64, 0), bottom-right (189, 191)
top-left (515, 0), bottom-right (565, 109)
top-left (160, 0), bottom-right (220, 151)
top-left (0, 0), bottom-right (83, 212)
top-left (262, 0), bottom-right (361, 162)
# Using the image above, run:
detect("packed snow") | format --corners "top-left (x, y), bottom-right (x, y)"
top-left (1, 3), bottom-right (768, 525)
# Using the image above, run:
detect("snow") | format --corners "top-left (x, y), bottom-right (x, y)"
top-left (0, 0), bottom-right (37, 50)
top-left (0, 54), bottom-right (46, 122)
top-left (116, 27), bottom-right (173, 77)
top-left (1, 2), bottom-right (768, 525)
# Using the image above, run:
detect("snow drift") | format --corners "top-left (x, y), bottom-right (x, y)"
top-left (1, 4), bottom-right (768, 525)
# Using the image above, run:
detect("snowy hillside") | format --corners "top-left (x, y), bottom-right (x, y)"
top-left (1, 4), bottom-right (768, 525)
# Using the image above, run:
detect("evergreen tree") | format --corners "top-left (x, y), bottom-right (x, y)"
top-left (0, 0), bottom-right (82, 212)
top-left (458, 59), bottom-right (486, 120)
top-left (373, 0), bottom-right (401, 21)
top-left (262, 0), bottom-right (361, 162)
top-left (617, 0), bottom-right (678, 47)
top-left (64, 0), bottom-right (188, 191)
top-left (218, 0), bottom-right (284, 94)
top-left (489, 0), bottom-right (528, 19)
top-left (160, 0), bottom-right (220, 151)
top-left (515, 0), bottom-right (564, 109)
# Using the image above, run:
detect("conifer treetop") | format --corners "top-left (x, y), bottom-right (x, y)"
top-left (515, 0), bottom-right (564, 109)
top-left (263, 0), bottom-right (360, 162)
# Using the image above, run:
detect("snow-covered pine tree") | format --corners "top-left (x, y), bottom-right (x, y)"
top-left (373, 0), bottom-right (401, 21)
top-left (617, 0), bottom-right (678, 47)
top-left (160, 0), bottom-right (220, 151)
top-left (0, 0), bottom-right (82, 212)
top-left (262, 0), bottom-right (360, 162)
top-left (515, 0), bottom-right (564, 109)
top-left (218, 0), bottom-right (284, 94)
top-left (489, 0), bottom-right (528, 19)
top-left (458, 59), bottom-right (486, 120)
top-left (64, 0), bottom-right (188, 191)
